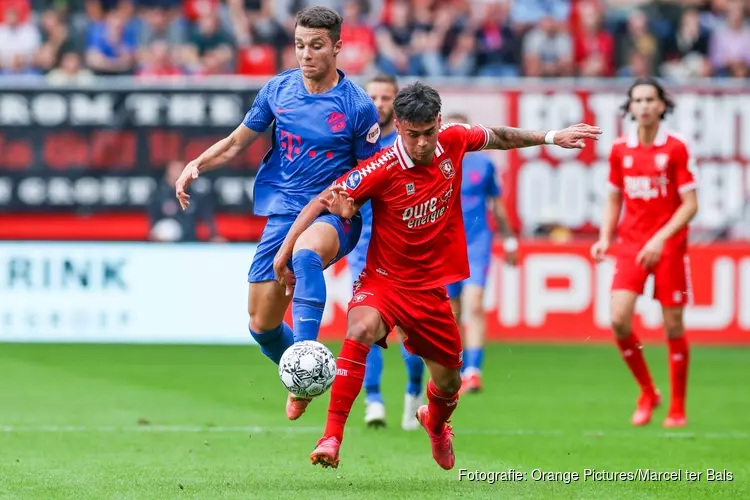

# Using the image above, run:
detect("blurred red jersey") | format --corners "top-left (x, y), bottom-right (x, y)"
top-left (608, 127), bottom-right (697, 255)
top-left (335, 123), bottom-right (491, 289)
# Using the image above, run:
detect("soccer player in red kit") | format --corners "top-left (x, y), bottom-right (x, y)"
top-left (591, 77), bottom-right (699, 428)
top-left (274, 82), bottom-right (601, 469)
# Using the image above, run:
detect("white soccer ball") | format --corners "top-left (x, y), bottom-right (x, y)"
top-left (278, 341), bottom-right (337, 398)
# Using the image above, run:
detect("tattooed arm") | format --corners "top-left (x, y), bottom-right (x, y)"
top-left (484, 123), bottom-right (601, 150)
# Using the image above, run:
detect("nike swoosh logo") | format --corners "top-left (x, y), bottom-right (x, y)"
top-left (299, 317), bottom-right (319, 323)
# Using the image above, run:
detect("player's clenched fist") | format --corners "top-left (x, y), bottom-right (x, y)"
top-left (320, 185), bottom-right (357, 218)
top-left (554, 123), bottom-right (602, 149)
top-left (273, 249), bottom-right (296, 296)
top-left (175, 161), bottom-right (201, 210)
top-left (590, 239), bottom-right (609, 262)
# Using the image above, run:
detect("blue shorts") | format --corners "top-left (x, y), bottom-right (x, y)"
top-left (248, 212), bottom-right (362, 283)
top-left (347, 201), bottom-right (372, 286)
top-left (446, 232), bottom-right (492, 299)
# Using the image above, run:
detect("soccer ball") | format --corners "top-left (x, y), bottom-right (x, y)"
top-left (278, 341), bottom-right (337, 398)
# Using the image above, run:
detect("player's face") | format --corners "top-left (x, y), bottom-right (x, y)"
top-left (629, 84), bottom-right (665, 128)
top-left (366, 82), bottom-right (396, 127)
top-left (294, 26), bottom-right (341, 81)
top-left (396, 116), bottom-right (441, 165)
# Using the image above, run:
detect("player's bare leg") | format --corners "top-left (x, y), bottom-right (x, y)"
top-left (611, 290), bottom-right (661, 425)
top-left (416, 358), bottom-right (460, 470)
top-left (247, 282), bottom-right (308, 419)
top-left (310, 306), bottom-right (388, 468)
top-left (459, 285), bottom-right (485, 394)
top-left (662, 306), bottom-right (689, 427)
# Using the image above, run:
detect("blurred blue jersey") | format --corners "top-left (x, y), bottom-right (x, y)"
top-left (461, 151), bottom-right (500, 243)
top-left (347, 129), bottom-right (397, 284)
top-left (243, 69), bottom-right (381, 216)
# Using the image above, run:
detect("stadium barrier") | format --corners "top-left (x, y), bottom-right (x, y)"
top-left (0, 79), bottom-right (748, 241)
top-left (1, 241), bottom-right (747, 345)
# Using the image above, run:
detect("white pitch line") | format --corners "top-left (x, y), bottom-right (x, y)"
top-left (0, 425), bottom-right (746, 439)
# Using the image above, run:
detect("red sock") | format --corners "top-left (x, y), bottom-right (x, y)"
top-left (426, 379), bottom-right (458, 434)
top-left (667, 336), bottom-right (689, 412)
top-left (323, 339), bottom-right (369, 441)
top-left (616, 333), bottom-right (657, 395)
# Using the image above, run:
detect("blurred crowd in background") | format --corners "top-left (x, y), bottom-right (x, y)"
top-left (1, 0), bottom-right (749, 82)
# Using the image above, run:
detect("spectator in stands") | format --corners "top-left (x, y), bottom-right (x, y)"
top-left (35, 9), bottom-right (75, 73)
top-left (575, 0), bottom-right (614, 77)
top-left (0, 6), bottom-right (42, 74)
top-left (184, 9), bottom-right (234, 74)
top-left (522, 14), bottom-right (574, 77)
top-left (85, 10), bottom-right (138, 74)
top-left (474, 0), bottom-right (519, 77)
top-left (47, 50), bottom-right (96, 83)
top-left (708, 0), bottom-right (750, 77)
top-left (615, 9), bottom-right (660, 77)
top-left (338, 0), bottom-right (377, 75)
top-left (375, 0), bottom-right (420, 76)
top-left (137, 39), bottom-right (183, 76)
top-left (148, 160), bottom-right (222, 243)
top-left (660, 8), bottom-right (711, 79)
top-left (511, 0), bottom-right (570, 32)
top-left (136, 2), bottom-right (185, 47)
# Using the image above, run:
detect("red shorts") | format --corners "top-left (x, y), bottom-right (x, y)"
top-left (611, 252), bottom-right (693, 307)
top-left (349, 277), bottom-right (462, 369)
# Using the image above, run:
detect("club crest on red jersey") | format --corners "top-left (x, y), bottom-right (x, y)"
top-left (328, 112), bottom-right (347, 133)
top-left (438, 159), bottom-right (455, 179)
top-left (655, 153), bottom-right (669, 171)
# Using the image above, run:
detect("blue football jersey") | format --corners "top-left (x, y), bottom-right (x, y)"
top-left (243, 69), bottom-right (381, 216)
top-left (461, 152), bottom-right (501, 243)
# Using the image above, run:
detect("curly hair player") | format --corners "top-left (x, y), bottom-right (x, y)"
top-left (274, 82), bottom-right (601, 470)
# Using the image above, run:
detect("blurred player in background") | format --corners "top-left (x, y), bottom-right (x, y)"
top-left (174, 6), bottom-right (381, 420)
top-left (591, 77), bottom-right (698, 428)
top-left (350, 74), bottom-right (426, 431)
top-left (275, 82), bottom-right (600, 469)
top-left (443, 112), bottom-right (518, 395)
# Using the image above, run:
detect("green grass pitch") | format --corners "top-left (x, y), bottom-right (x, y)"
top-left (0, 342), bottom-right (748, 499)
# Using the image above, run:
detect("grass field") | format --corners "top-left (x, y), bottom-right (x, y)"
top-left (0, 342), bottom-right (747, 500)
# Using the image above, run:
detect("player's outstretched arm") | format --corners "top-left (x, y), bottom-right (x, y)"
top-left (175, 124), bottom-right (259, 210)
top-left (484, 123), bottom-right (601, 150)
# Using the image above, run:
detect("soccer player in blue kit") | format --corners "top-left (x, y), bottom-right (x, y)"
top-left (348, 75), bottom-right (426, 431)
top-left (174, 6), bottom-right (381, 420)
top-left (444, 113), bottom-right (518, 395)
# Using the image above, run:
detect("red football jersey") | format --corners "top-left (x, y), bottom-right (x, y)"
top-left (608, 127), bottom-right (697, 255)
top-left (336, 123), bottom-right (491, 289)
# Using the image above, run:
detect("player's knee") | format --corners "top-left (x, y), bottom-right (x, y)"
top-left (663, 313), bottom-right (684, 339)
top-left (249, 314), bottom-right (278, 334)
top-left (345, 319), bottom-right (379, 346)
top-left (610, 315), bottom-right (632, 338)
top-left (433, 369), bottom-right (462, 395)
top-left (466, 300), bottom-right (483, 320)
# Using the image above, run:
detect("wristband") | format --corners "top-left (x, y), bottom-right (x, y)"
top-left (544, 130), bottom-right (556, 145)
top-left (503, 237), bottom-right (518, 253)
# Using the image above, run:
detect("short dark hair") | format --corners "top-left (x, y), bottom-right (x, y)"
top-left (620, 77), bottom-right (675, 121)
top-left (393, 81), bottom-right (442, 125)
top-left (295, 6), bottom-right (343, 43)
top-left (368, 74), bottom-right (398, 91)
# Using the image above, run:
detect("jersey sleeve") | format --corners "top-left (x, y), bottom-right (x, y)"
top-left (242, 80), bottom-right (275, 132)
top-left (672, 140), bottom-right (698, 193)
top-left (485, 157), bottom-right (501, 197)
top-left (608, 145), bottom-right (623, 192)
top-left (352, 99), bottom-right (382, 160)
top-left (442, 123), bottom-right (491, 152)
top-left (334, 154), bottom-right (389, 203)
